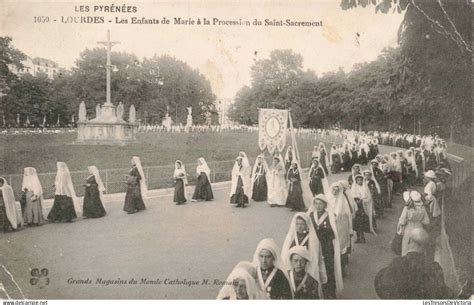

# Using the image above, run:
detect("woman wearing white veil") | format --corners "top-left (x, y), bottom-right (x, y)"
top-left (329, 144), bottom-right (342, 174)
top-left (308, 157), bottom-right (329, 197)
top-left (252, 238), bottom-right (292, 299)
top-left (230, 156), bottom-right (251, 207)
top-left (307, 194), bottom-right (343, 298)
top-left (281, 212), bottom-right (326, 298)
top-left (284, 146), bottom-right (294, 174)
top-left (285, 161), bottom-right (306, 212)
top-left (363, 169), bottom-right (383, 218)
top-left (48, 162), bottom-right (78, 222)
top-left (82, 166), bottom-right (106, 218)
top-left (318, 142), bottom-right (330, 175)
top-left (351, 175), bottom-right (376, 243)
top-left (21, 167), bottom-right (45, 226)
top-left (285, 246), bottom-right (321, 299)
top-left (250, 154), bottom-right (268, 202)
top-left (0, 177), bottom-right (21, 232)
top-left (123, 156), bottom-right (147, 214)
top-left (173, 160), bottom-right (187, 205)
top-left (192, 157), bottom-right (214, 201)
top-left (328, 182), bottom-right (353, 275)
top-left (216, 261), bottom-right (268, 300)
top-left (267, 155), bottom-right (287, 207)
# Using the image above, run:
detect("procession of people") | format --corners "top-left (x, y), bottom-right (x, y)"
top-left (0, 128), bottom-right (456, 300)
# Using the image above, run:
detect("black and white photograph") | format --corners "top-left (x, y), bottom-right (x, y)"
top-left (0, 0), bottom-right (472, 302)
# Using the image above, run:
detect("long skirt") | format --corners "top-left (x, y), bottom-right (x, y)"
top-left (0, 203), bottom-right (14, 232)
top-left (83, 186), bottom-right (106, 218)
top-left (251, 176), bottom-right (267, 201)
top-left (353, 202), bottom-right (370, 233)
top-left (192, 173), bottom-right (214, 201)
top-left (309, 178), bottom-right (324, 196)
top-left (47, 195), bottom-right (77, 222)
top-left (123, 185), bottom-right (146, 213)
top-left (285, 181), bottom-right (305, 211)
top-left (230, 177), bottom-right (248, 206)
top-left (174, 179), bottom-right (187, 204)
top-left (331, 155), bottom-right (342, 174)
top-left (23, 191), bottom-right (44, 225)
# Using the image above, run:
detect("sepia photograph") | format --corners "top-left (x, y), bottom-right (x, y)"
top-left (0, 0), bottom-right (472, 302)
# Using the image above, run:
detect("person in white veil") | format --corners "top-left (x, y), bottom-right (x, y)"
top-left (284, 146), bottom-right (294, 174)
top-left (281, 212), bottom-right (326, 297)
top-left (123, 156), bottom-right (147, 214)
top-left (217, 261), bottom-right (268, 300)
top-left (48, 162), bottom-right (78, 222)
top-left (250, 154), bottom-right (268, 202)
top-left (21, 167), bottom-right (45, 226)
top-left (285, 161), bottom-right (306, 212)
top-left (0, 177), bottom-right (21, 232)
top-left (307, 194), bottom-right (343, 299)
top-left (318, 142), bottom-right (330, 175)
top-left (330, 144), bottom-right (342, 174)
top-left (285, 246), bottom-right (321, 299)
top-left (238, 151), bottom-right (251, 171)
top-left (173, 160), bottom-right (187, 205)
top-left (230, 156), bottom-right (251, 207)
top-left (192, 157), bottom-right (214, 201)
top-left (328, 182), bottom-right (353, 275)
top-left (82, 166), bottom-right (106, 218)
top-left (253, 238), bottom-right (292, 299)
top-left (267, 155), bottom-right (287, 207)
top-left (308, 158), bottom-right (329, 197)
top-left (351, 174), bottom-right (376, 243)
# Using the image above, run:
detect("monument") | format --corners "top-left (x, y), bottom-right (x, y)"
top-left (185, 106), bottom-right (193, 132)
top-left (162, 106), bottom-right (173, 131)
top-left (76, 30), bottom-right (138, 145)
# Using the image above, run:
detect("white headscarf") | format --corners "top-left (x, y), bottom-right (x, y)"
top-left (88, 166), bottom-right (106, 202)
top-left (132, 156), bottom-right (148, 198)
top-left (350, 175), bottom-right (376, 234)
top-left (362, 170), bottom-right (381, 194)
top-left (405, 150), bottom-right (418, 177)
top-left (253, 238), bottom-right (283, 270)
top-left (55, 162), bottom-right (77, 198)
top-left (281, 213), bottom-right (326, 289)
top-left (230, 156), bottom-right (251, 198)
top-left (174, 160), bottom-right (188, 185)
top-left (238, 151), bottom-right (251, 170)
top-left (0, 177), bottom-right (20, 229)
top-left (307, 194), bottom-right (344, 293)
top-left (250, 154), bottom-right (269, 195)
top-left (308, 158), bottom-right (329, 193)
top-left (216, 265), bottom-right (268, 300)
top-left (196, 157), bottom-right (211, 177)
top-left (22, 167), bottom-right (43, 196)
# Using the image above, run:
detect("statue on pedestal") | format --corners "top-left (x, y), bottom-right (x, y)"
top-left (95, 104), bottom-right (102, 119)
top-left (129, 105), bottom-right (136, 123)
top-left (117, 102), bottom-right (124, 120)
top-left (78, 101), bottom-right (87, 122)
top-left (186, 106), bottom-right (193, 127)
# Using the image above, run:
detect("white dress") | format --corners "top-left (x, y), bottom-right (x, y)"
top-left (267, 165), bottom-right (286, 206)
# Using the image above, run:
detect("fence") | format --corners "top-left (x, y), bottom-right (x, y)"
top-left (5, 151), bottom-right (316, 200)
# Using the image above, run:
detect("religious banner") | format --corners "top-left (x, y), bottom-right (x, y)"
top-left (258, 108), bottom-right (288, 154)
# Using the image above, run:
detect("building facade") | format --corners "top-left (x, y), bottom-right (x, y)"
top-left (9, 56), bottom-right (61, 79)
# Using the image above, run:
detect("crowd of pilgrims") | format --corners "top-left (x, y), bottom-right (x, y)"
top-left (0, 129), bottom-right (454, 299)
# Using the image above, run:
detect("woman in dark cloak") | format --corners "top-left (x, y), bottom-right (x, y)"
top-left (82, 166), bottom-right (106, 218)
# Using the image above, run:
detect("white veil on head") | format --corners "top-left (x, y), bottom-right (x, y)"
top-left (238, 151), bottom-right (251, 169)
top-left (216, 265), bottom-right (268, 300)
top-left (252, 238), bottom-right (283, 270)
top-left (362, 169), bottom-right (381, 194)
top-left (55, 162), bottom-right (77, 198)
top-left (0, 177), bottom-right (20, 229)
top-left (281, 212), bottom-right (326, 288)
top-left (88, 166), bottom-right (106, 201)
top-left (132, 156), bottom-right (148, 197)
top-left (350, 175), bottom-right (376, 234)
top-left (174, 160), bottom-right (188, 185)
top-left (250, 154), bottom-right (269, 195)
top-left (22, 167), bottom-right (43, 196)
top-left (196, 157), bottom-right (211, 177)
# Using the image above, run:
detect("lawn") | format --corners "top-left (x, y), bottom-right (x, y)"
top-left (2, 131), bottom-right (333, 198)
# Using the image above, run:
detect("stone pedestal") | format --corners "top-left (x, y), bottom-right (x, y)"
top-left (76, 121), bottom-right (137, 145)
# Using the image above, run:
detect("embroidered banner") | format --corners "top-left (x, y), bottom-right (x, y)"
top-left (258, 108), bottom-right (288, 154)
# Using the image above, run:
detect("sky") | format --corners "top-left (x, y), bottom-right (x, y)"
top-left (0, 0), bottom-right (404, 99)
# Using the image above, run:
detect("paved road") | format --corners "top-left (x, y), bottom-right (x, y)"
top-left (0, 164), bottom-right (411, 299)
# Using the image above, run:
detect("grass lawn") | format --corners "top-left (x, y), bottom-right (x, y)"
top-left (2, 131), bottom-right (332, 198)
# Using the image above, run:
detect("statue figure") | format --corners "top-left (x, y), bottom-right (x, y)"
top-left (95, 104), bottom-right (102, 119)
top-left (129, 105), bottom-right (136, 123)
top-left (117, 102), bottom-right (124, 120)
top-left (187, 107), bottom-right (192, 117)
top-left (78, 101), bottom-right (87, 122)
